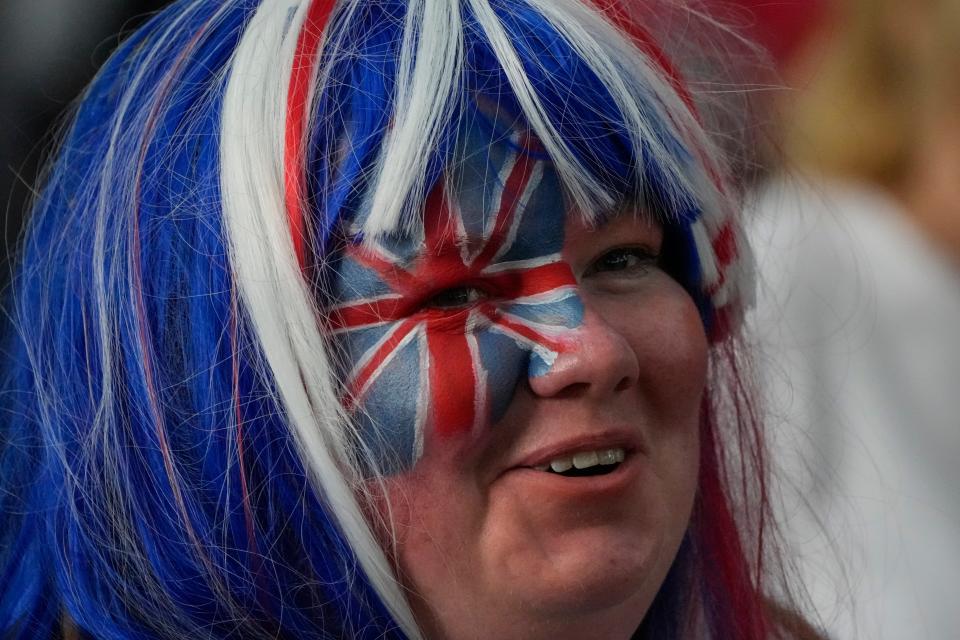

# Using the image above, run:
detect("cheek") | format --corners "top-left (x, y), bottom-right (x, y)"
top-left (588, 275), bottom-right (707, 490)
top-left (335, 317), bottom-right (533, 474)
top-left (622, 283), bottom-right (707, 556)
top-left (625, 282), bottom-right (709, 416)
top-left (363, 459), bottom-right (486, 612)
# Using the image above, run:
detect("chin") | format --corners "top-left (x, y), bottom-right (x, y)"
top-left (505, 521), bottom-right (671, 613)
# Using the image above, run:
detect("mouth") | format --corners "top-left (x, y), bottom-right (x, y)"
top-left (527, 447), bottom-right (627, 478)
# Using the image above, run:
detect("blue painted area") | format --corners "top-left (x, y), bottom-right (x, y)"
top-left (329, 253), bottom-right (396, 302)
top-left (505, 295), bottom-right (585, 329)
top-left (475, 331), bottom-right (530, 424)
top-left (447, 114), bottom-right (513, 241)
top-left (354, 333), bottom-right (423, 474)
top-left (493, 166), bottom-right (567, 264)
top-left (527, 350), bottom-right (556, 379)
top-left (376, 228), bottom-right (427, 266)
top-left (337, 324), bottom-right (397, 368)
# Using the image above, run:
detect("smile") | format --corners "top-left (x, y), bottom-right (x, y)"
top-left (532, 447), bottom-right (627, 477)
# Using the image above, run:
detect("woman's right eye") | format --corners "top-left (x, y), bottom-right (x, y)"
top-left (423, 286), bottom-right (487, 310)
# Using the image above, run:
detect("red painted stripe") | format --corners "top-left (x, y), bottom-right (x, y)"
top-left (473, 135), bottom-right (538, 270)
top-left (423, 180), bottom-right (460, 257)
top-left (485, 261), bottom-right (576, 298)
top-left (285, 0), bottom-right (336, 271)
top-left (330, 296), bottom-right (407, 330)
top-left (426, 316), bottom-right (477, 436)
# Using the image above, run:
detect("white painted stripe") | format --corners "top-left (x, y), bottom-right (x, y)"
top-left (330, 319), bottom-right (392, 335)
top-left (491, 160), bottom-right (545, 263)
top-left (487, 319), bottom-right (560, 365)
top-left (348, 321), bottom-right (423, 400)
top-left (496, 309), bottom-right (573, 340)
top-left (330, 292), bottom-right (404, 312)
top-left (480, 252), bottom-right (563, 274)
top-left (412, 326), bottom-right (430, 463)
top-left (506, 285), bottom-right (579, 307)
top-left (487, 137), bottom-right (520, 242)
top-left (465, 319), bottom-right (487, 433)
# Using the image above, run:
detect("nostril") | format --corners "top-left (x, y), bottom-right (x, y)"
top-left (614, 376), bottom-right (633, 392)
top-left (556, 381), bottom-right (590, 398)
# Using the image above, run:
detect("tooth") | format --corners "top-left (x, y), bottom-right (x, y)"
top-left (572, 451), bottom-right (599, 469)
top-left (549, 458), bottom-right (573, 473)
top-left (614, 448), bottom-right (625, 463)
top-left (598, 449), bottom-right (618, 465)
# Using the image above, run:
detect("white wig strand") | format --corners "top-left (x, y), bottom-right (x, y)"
top-left (219, 1), bottom-right (423, 637)
top-left (362, 0), bottom-right (465, 237)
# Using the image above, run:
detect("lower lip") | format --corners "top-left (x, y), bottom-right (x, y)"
top-left (499, 452), bottom-right (642, 499)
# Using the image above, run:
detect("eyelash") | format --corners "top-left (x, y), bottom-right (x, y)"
top-left (584, 246), bottom-right (660, 277)
top-left (422, 284), bottom-right (489, 310)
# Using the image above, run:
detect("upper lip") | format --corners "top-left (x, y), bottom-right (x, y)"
top-left (506, 428), bottom-right (643, 472)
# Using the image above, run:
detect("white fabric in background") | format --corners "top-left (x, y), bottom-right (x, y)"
top-left (748, 179), bottom-right (960, 640)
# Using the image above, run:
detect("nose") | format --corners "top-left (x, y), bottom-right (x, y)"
top-left (527, 307), bottom-right (639, 398)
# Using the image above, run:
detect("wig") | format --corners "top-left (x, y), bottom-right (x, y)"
top-left (1, 0), bottom-right (772, 638)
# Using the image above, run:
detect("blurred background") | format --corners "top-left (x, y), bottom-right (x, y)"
top-left (740, 0), bottom-right (960, 638)
top-left (2, 0), bottom-right (959, 638)
top-left (0, 0), bottom-right (166, 287)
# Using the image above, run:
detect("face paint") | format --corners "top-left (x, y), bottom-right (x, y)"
top-left (328, 121), bottom-right (584, 473)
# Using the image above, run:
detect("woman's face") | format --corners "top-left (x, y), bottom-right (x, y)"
top-left (330, 127), bottom-right (708, 639)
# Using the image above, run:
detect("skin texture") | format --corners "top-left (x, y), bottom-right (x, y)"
top-left (359, 209), bottom-right (708, 638)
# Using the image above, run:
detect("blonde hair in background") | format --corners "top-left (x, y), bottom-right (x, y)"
top-left (782, 0), bottom-right (960, 190)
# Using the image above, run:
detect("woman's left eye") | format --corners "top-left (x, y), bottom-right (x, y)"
top-left (423, 286), bottom-right (487, 309)
top-left (584, 246), bottom-right (660, 276)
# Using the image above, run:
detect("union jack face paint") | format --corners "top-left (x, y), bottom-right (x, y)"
top-left (328, 120), bottom-right (584, 473)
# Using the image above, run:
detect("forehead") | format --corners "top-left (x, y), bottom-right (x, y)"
top-left (363, 116), bottom-right (568, 263)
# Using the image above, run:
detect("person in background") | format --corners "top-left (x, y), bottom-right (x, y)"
top-left (746, 0), bottom-right (960, 636)
top-left (0, 0), bottom-right (166, 287)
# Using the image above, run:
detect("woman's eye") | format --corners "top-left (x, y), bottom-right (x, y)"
top-left (585, 247), bottom-right (659, 276)
top-left (424, 286), bottom-right (487, 309)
